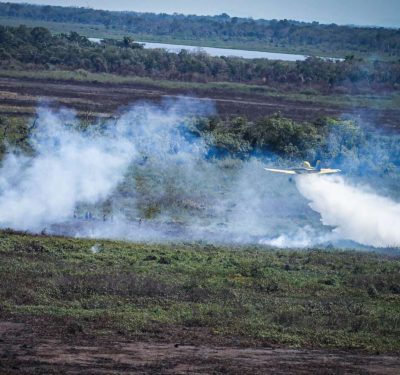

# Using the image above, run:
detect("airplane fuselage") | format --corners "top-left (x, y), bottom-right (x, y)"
top-left (292, 167), bottom-right (319, 174)
top-left (264, 163), bottom-right (341, 176)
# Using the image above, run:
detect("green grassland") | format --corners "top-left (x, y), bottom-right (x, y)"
top-left (1, 230), bottom-right (399, 352)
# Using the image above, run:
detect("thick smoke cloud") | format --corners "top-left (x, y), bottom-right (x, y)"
top-left (0, 107), bottom-right (137, 230)
top-left (0, 99), bottom-right (211, 231)
top-left (0, 98), bottom-right (399, 249)
top-left (296, 175), bottom-right (400, 248)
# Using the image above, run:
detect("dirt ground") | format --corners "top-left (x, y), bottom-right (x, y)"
top-left (1, 321), bottom-right (399, 374)
top-left (1, 76), bottom-right (399, 129)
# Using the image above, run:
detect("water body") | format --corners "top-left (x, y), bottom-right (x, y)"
top-left (89, 38), bottom-right (341, 61)
top-left (141, 41), bottom-right (308, 61)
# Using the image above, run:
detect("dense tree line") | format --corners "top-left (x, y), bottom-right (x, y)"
top-left (194, 114), bottom-right (358, 159)
top-left (1, 26), bottom-right (400, 93)
top-left (1, 2), bottom-right (399, 58)
top-left (193, 114), bottom-right (400, 181)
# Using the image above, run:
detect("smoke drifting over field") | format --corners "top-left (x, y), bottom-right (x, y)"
top-left (0, 107), bottom-right (137, 230)
top-left (0, 99), bottom-right (399, 249)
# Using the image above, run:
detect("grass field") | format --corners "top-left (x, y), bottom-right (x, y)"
top-left (1, 230), bottom-right (399, 352)
top-left (1, 69), bottom-right (399, 112)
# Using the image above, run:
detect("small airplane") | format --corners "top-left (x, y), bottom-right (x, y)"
top-left (264, 161), bottom-right (341, 175)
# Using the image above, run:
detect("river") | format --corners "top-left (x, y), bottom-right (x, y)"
top-left (88, 38), bottom-right (342, 61)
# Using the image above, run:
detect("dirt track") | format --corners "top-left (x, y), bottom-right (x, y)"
top-left (1, 321), bottom-right (399, 374)
top-left (0, 76), bottom-right (338, 121)
top-left (1, 76), bottom-right (399, 128)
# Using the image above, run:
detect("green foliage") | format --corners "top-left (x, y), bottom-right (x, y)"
top-left (0, 115), bottom-right (34, 160)
top-left (0, 2), bottom-right (399, 58)
top-left (189, 114), bottom-right (400, 191)
top-left (0, 230), bottom-right (399, 351)
top-left (244, 114), bottom-right (321, 157)
top-left (194, 115), bottom-right (350, 160)
top-left (0, 25), bottom-right (399, 92)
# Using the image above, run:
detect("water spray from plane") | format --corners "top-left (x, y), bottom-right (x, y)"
top-left (296, 174), bottom-right (400, 248)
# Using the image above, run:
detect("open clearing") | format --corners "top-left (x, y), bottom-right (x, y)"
top-left (1, 321), bottom-right (400, 374)
top-left (0, 76), bottom-right (341, 120)
top-left (1, 74), bottom-right (400, 130)
top-left (0, 231), bottom-right (399, 373)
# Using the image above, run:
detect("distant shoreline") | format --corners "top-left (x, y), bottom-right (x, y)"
top-left (89, 38), bottom-right (343, 62)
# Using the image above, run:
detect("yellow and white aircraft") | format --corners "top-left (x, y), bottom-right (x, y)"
top-left (264, 161), bottom-right (341, 175)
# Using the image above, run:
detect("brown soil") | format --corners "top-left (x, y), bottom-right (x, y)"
top-left (1, 76), bottom-right (399, 130)
top-left (1, 320), bottom-right (399, 374)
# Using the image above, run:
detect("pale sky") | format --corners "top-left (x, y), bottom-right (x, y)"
top-left (5, 0), bottom-right (400, 27)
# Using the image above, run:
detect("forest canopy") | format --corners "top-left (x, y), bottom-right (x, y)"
top-left (0, 2), bottom-right (399, 58)
top-left (1, 25), bottom-right (400, 93)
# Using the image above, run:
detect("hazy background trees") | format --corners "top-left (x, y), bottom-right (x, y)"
top-left (1, 26), bottom-right (399, 93)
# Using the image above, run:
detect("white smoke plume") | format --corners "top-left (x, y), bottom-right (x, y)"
top-left (296, 175), bottom-right (400, 248)
top-left (0, 98), bottom-right (399, 250)
top-left (0, 107), bottom-right (137, 230)
top-left (0, 99), bottom-right (211, 231)
top-left (260, 226), bottom-right (332, 248)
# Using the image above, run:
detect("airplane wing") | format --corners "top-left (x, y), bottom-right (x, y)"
top-left (264, 168), bottom-right (297, 175)
top-left (317, 169), bottom-right (341, 174)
